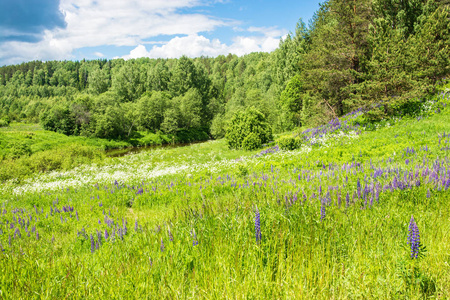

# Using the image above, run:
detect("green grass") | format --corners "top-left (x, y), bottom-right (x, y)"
top-left (1, 97), bottom-right (450, 298)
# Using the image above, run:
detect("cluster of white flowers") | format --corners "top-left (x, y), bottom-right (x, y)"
top-left (308, 130), bottom-right (359, 148)
top-left (6, 155), bottom-right (244, 195)
top-left (2, 131), bottom-right (362, 196)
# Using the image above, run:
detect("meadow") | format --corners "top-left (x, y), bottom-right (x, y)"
top-left (1, 92), bottom-right (450, 298)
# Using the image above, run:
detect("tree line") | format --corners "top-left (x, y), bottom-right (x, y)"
top-left (0, 0), bottom-right (448, 140)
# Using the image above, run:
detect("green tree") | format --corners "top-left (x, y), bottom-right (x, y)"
top-left (279, 74), bottom-right (303, 130)
top-left (225, 107), bottom-right (273, 150)
top-left (160, 108), bottom-right (179, 135)
top-left (303, 0), bottom-right (373, 115)
top-left (136, 91), bottom-right (169, 132)
top-left (112, 63), bottom-right (144, 102)
top-left (88, 65), bottom-right (110, 95)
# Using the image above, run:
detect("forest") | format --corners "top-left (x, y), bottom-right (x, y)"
top-left (0, 0), bottom-right (449, 142)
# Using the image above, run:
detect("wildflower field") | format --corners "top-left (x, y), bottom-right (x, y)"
top-left (1, 94), bottom-right (450, 298)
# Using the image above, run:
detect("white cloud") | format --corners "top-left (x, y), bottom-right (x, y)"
top-left (0, 0), bottom-right (286, 65)
top-left (122, 28), bottom-right (285, 60)
top-left (94, 52), bottom-right (105, 58)
top-left (0, 0), bottom-right (230, 64)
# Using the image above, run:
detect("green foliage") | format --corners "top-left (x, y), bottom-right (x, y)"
top-left (0, 144), bottom-right (104, 182)
top-left (241, 132), bottom-right (261, 151)
top-left (277, 135), bottom-right (302, 150)
top-left (225, 107), bottom-right (273, 150)
top-left (0, 118), bottom-right (9, 128)
top-left (8, 140), bottom-right (32, 159)
top-left (0, 0), bottom-right (448, 147)
top-left (278, 75), bottom-right (303, 130)
top-left (39, 104), bottom-right (76, 135)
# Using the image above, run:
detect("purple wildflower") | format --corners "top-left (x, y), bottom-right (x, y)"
top-left (407, 216), bottom-right (420, 259)
top-left (168, 229), bottom-right (174, 242)
top-left (104, 229), bottom-right (109, 240)
top-left (160, 238), bottom-right (165, 252)
top-left (192, 229), bottom-right (199, 246)
top-left (320, 201), bottom-right (326, 220)
top-left (97, 230), bottom-right (102, 246)
top-left (254, 207), bottom-right (261, 242)
top-left (90, 234), bottom-right (95, 253)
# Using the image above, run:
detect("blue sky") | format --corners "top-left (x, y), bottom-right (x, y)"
top-left (0, 0), bottom-right (322, 66)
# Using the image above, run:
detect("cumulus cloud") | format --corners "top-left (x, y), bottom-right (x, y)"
top-left (0, 0), bottom-right (286, 65)
top-left (122, 28), bottom-right (285, 60)
top-left (0, 0), bottom-right (229, 65)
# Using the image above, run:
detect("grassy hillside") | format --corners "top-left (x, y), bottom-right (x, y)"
top-left (1, 91), bottom-right (450, 298)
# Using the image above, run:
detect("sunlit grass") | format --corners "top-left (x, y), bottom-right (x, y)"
top-left (1, 96), bottom-right (450, 298)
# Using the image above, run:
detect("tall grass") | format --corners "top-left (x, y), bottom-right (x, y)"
top-left (1, 94), bottom-right (450, 298)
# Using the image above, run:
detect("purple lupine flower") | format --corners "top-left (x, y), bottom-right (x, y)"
top-left (357, 179), bottom-right (361, 198)
top-left (320, 201), bottom-right (326, 220)
top-left (36, 231), bottom-right (39, 240)
top-left (192, 229), bottom-right (198, 246)
top-left (90, 234), bottom-right (95, 253)
top-left (254, 207), bottom-right (261, 242)
top-left (160, 238), bottom-right (165, 252)
top-left (97, 230), bottom-right (102, 246)
top-left (407, 216), bottom-right (420, 259)
top-left (76, 211), bottom-right (79, 221)
top-left (168, 229), bottom-right (174, 242)
top-left (104, 229), bottom-right (109, 240)
top-left (427, 189), bottom-right (431, 198)
top-left (14, 228), bottom-right (21, 239)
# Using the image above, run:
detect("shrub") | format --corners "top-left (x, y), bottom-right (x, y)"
top-left (242, 132), bottom-right (261, 151)
top-left (0, 119), bottom-right (9, 128)
top-left (277, 136), bottom-right (301, 150)
top-left (225, 107), bottom-right (272, 150)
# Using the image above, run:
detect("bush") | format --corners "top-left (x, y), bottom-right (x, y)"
top-left (225, 107), bottom-right (272, 150)
top-left (277, 136), bottom-right (301, 150)
top-left (0, 119), bottom-right (9, 128)
top-left (8, 141), bottom-right (32, 159)
top-left (242, 132), bottom-right (261, 151)
top-left (0, 144), bottom-right (104, 182)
